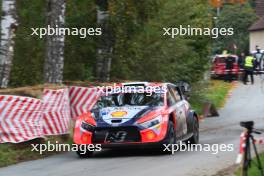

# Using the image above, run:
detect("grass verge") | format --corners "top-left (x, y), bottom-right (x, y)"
top-left (191, 80), bottom-right (234, 115)
top-left (236, 153), bottom-right (264, 176)
top-left (0, 135), bottom-right (72, 168)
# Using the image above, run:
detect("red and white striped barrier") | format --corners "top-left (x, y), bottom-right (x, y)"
top-left (211, 69), bottom-right (264, 75)
top-left (69, 86), bottom-right (101, 119)
top-left (42, 89), bottom-right (71, 135)
top-left (0, 95), bottom-right (43, 143)
top-left (236, 132), bottom-right (246, 164)
top-left (0, 86), bottom-right (102, 143)
top-left (254, 138), bottom-right (264, 144)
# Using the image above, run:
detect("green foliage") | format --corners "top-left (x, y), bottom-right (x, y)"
top-left (111, 0), bottom-right (211, 84)
top-left (0, 136), bottom-right (71, 167)
top-left (10, 0), bottom-right (46, 87)
top-left (9, 0), bottom-right (211, 87)
top-left (190, 80), bottom-right (233, 114)
top-left (214, 3), bottom-right (257, 54)
top-left (64, 0), bottom-right (97, 81)
top-left (236, 152), bottom-right (264, 176)
top-left (248, 0), bottom-right (256, 8)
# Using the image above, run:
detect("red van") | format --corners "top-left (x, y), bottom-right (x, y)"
top-left (211, 54), bottom-right (240, 79)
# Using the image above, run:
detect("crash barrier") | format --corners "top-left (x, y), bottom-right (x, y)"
top-left (0, 87), bottom-right (100, 143)
top-left (69, 86), bottom-right (101, 119)
top-left (211, 69), bottom-right (264, 75)
top-left (42, 89), bottom-right (71, 135)
top-left (236, 132), bottom-right (247, 164)
top-left (0, 95), bottom-right (43, 143)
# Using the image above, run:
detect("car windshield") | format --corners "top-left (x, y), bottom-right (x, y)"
top-left (93, 93), bottom-right (164, 109)
top-left (216, 56), bottom-right (237, 63)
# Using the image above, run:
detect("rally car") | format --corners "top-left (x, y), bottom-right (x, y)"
top-left (73, 82), bottom-right (199, 157)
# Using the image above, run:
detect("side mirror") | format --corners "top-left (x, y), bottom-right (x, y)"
top-left (176, 81), bottom-right (192, 100)
top-left (177, 81), bottom-right (191, 94)
top-left (185, 95), bottom-right (191, 101)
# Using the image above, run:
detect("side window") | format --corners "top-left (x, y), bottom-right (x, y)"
top-left (166, 87), bottom-right (177, 107)
top-left (175, 87), bottom-right (183, 102)
top-left (169, 86), bottom-right (182, 102)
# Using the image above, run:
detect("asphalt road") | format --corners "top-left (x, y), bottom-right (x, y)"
top-left (1, 78), bottom-right (264, 176)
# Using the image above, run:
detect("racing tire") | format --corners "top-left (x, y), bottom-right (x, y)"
top-left (76, 145), bottom-right (94, 158)
top-left (188, 116), bottom-right (199, 144)
top-left (162, 121), bottom-right (176, 154)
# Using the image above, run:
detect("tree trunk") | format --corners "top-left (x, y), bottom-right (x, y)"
top-left (96, 0), bottom-right (113, 82)
top-left (44, 0), bottom-right (66, 84)
top-left (0, 0), bottom-right (18, 88)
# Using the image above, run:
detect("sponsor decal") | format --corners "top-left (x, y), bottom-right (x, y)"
top-left (101, 109), bottom-right (109, 116)
top-left (111, 111), bottom-right (128, 118)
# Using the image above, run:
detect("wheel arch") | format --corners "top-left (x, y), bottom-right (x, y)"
top-left (168, 113), bottom-right (176, 131)
top-left (187, 110), bottom-right (199, 133)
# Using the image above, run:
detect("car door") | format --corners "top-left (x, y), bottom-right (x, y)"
top-left (170, 86), bottom-right (188, 137)
top-left (166, 87), bottom-right (180, 138)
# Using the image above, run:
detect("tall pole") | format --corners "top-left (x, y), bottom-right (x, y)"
top-left (44, 0), bottom-right (66, 84)
top-left (0, 0), bottom-right (18, 88)
top-left (95, 0), bottom-right (113, 82)
top-left (217, 7), bottom-right (220, 16)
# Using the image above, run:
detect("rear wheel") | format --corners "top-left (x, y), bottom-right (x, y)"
top-left (188, 117), bottom-right (199, 144)
top-left (76, 145), bottom-right (94, 158)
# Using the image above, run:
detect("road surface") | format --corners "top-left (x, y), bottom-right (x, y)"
top-left (1, 78), bottom-right (264, 176)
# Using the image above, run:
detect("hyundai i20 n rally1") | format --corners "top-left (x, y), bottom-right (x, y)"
top-left (73, 82), bottom-right (199, 157)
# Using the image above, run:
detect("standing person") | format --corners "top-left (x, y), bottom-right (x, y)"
top-left (238, 53), bottom-right (245, 69)
top-left (243, 54), bottom-right (255, 85)
top-left (254, 46), bottom-right (264, 71)
top-left (225, 56), bottom-right (234, 82)
top-left (238, 53), bottom-right (245, 81)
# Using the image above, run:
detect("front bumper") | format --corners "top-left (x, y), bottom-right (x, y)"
top-left (73, 120), bottom-right (168, 145)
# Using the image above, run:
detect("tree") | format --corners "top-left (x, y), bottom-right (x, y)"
top-left (95, 0), bottom-right (113, 82)
top-left (63, 1), bottom-right (96, 82)
top-left (214, 3), bottom-right (257, 53)
top-left (0, 0), bottom-right (18, 88)
top-left (8, 0), bottom-right (210, 86)
top-left (111, 0), bottom-right (211, 84)
top-left (44, 0), bottom-right (66, 84)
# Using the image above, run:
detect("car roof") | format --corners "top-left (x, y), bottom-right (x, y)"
top-left (214, 54), bottom-right (238, 58)
top-left (121, 82), bottom-right (172, 87)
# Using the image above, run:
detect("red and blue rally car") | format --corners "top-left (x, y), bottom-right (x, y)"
top-left (73, 82), bottom-right (199, 157)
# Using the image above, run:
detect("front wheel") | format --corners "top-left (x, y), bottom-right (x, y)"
top-left (161, 121), bottom-right (176, 154)
top-left (188, 117), bottom-right (199, 144)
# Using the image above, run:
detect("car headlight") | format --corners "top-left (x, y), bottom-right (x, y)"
top-left (139, 115), bottom-right (162, 129)
top-left (81, 121), bottom-right (95, 132)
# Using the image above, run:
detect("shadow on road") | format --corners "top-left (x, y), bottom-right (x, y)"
top-left (90, 148), bottom-right (169, 158)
